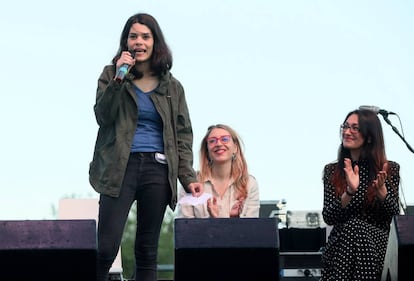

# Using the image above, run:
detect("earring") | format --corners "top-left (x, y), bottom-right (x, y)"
top-left (232, 153), bottom-right (236, 161)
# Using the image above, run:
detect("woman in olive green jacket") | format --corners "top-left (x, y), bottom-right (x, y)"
top-left (89, 13), bottom-right (202, 281)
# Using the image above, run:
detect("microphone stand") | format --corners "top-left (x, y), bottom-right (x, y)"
top-left (381, 114), bottom-right (413, 217)
top-left (381, 114), bottom-right (414, 154)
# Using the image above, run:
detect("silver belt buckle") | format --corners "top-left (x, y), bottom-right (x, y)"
top-left (155, 152), bottom-right (167, 164)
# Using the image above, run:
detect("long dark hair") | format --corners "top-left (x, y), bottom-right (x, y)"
top-left (112, 13), bottom-right (172, 76)
top-left (332, 109), bottom-right (387, 203)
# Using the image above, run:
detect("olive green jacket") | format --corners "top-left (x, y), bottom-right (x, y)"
top-left (89, 65), bottom-right (197, 210)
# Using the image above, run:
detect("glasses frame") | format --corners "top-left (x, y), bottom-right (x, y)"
top-left (207, 135), bottom-right (232, 146)
top-left (340, 123), bottom-right (360, 134)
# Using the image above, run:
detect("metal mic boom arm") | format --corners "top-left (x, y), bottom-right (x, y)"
top-left (381, 114), bottom-right (414, 154)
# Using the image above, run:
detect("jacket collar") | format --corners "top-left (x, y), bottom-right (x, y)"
top-left (126, 70), bottom-right (171, 96)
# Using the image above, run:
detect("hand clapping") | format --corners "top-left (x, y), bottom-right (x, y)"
top-left (344, 158), bottom-right (359, 194)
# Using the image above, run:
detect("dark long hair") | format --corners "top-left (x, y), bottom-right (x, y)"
top-left (332, 109), bottom-right (387, 203)
top-left (112, 13), bottom-right (172, 76)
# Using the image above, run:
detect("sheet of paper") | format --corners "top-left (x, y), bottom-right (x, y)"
top-left (178, 192), bottom-right (212, 206)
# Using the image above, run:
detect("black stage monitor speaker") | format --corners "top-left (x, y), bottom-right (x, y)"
top-left (381, 215), bottom-right (414, 281)
top-left (174, 218), bottom-right (279, 281)
top-left (259, 200), bottom-right (281, 218)
top-left (0, 220), bottom-right (97, 281)
top-left (279, 227), bottom-right (326, 252)
top-left (405, 205), bottom-right (414, 215)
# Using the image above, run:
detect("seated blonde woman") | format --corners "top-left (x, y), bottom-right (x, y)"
top-left (177, 124), bottom-right (259, 218)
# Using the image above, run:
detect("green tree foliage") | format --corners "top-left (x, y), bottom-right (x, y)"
top-left (120, 202), bottom-right (137, 279)
top-left (157, 208), bottom-right (175, 280)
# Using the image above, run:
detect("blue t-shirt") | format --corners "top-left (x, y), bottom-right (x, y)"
top-left (130, 86), bottom-right (164, 153)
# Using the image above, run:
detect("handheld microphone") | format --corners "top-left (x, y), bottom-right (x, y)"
top-left (359, 105), bottom-right (396, 116)
top-left (114, 50), bottom-right (136, 82)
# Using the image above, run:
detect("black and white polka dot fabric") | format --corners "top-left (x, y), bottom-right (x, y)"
top-left (321, 160), bottom-right (400, 280)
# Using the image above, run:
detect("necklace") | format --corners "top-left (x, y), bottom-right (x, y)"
top-left (212, 177), bottom-right (232, 198)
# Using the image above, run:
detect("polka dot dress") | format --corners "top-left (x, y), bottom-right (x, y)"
top-left (321, 160), bottom-right (400, 281)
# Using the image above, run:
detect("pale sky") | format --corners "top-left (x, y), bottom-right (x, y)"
top-left (1, 0), bottom-right (413, 220)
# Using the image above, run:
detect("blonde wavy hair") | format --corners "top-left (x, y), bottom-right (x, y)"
top-left (198, 124), bottom-right (249, 199)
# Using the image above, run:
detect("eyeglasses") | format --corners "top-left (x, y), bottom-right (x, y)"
top-left (340, 123), bottom-right (360, 134)
top-left (207, 135), bottom-right (232, 146)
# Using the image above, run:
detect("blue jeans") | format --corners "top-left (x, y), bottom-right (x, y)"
top-left (96, 152), bottom-right (171, 281)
